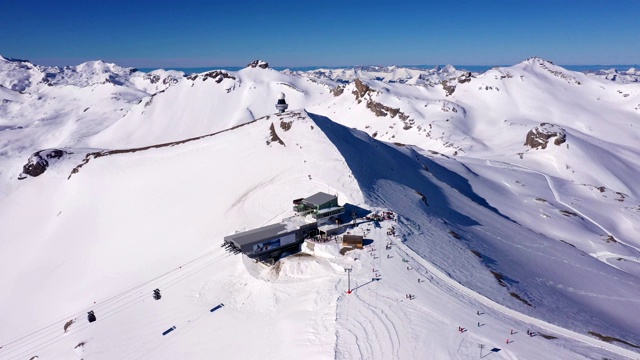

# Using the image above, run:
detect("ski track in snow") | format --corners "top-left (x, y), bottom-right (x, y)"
top-left (486, 160), bottom-right (639, 249)
top-left (485, 159), bottom-right (640, 258)
top-left (352, 282), bottom-right (400, 359)
top-left (1, 211), bottom-right (636, 360)
top-left (395, 235), bottom-right (640, 359)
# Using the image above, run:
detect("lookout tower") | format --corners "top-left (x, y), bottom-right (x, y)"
top-left (275, 92), bottom-right (288, 113)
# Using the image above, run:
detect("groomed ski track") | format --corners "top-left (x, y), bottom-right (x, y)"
top-left (395, 238), bottom-right (640, 359)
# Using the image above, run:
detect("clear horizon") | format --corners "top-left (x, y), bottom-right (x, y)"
top-left (1, 0), bottom-right (638, 68)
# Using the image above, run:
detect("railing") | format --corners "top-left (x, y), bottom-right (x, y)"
top-left (312, 207), bottom-right (345, 219)
top-left (294, 209), bottom-right (315, 216)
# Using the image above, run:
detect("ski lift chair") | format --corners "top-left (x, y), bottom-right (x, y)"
top-left (87, 310), bottom-right (96, 323)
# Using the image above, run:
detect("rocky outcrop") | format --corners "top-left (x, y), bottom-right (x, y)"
top-left (525, 57), bottom-right (582, 85)
top-left (352, 78), bottom-right (375, 102)
top-left (202, 70), bottom-right (236, 83)
top-left (331, 85), bottom-right (345, 96)
top-left (441, 71), bottom-right (473, 96)
top-left (366, 100), bottom-right (409, 120)
top-left (267, 122), bottom-right (285, 146)
top-left (186, 70), bottom-right (236, 83)
top-left (457, 71), bottom-right (472, 84)
top-left (524, 123), bottom-right (566, 149)
top-left (441, 80), bottom-right (456, 96)
top-left (247, 60), bottom-right (269, 69)
top-left (19, 149), bottom-right (67, 179)
top-left (351, 78), bottom-right (411, 122)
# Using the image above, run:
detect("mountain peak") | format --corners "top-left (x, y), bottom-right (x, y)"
top-left (0, 55), bottom-right (31, 64)
top-left (521, 56), bottom-right (557, 67)
top-left (247, 60), bottom-right (269, 69)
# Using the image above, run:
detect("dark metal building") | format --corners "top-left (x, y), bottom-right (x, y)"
top-left (223, 218), bottom-right (317, 261)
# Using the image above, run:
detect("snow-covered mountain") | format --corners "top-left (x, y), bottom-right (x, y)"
top-left (586, 67), bottom-right (640, 84)
top-left (1, 55), bottom-right (640, 359)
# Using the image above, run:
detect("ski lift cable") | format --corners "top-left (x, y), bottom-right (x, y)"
top-left (130, 280), bottom-right (239, 360)
top-left (4, 249), bottom-right (230, 358)
top-left (161, 255), bottom-right (233, 291)
top-left (125, 279), bottom-right (242, 360)
top-left (0, 251), bottom-right (229, 356)
top-left (124, 283), bottom-right (239, 360)
top-left (2, 285), bottom-right (168, 360)
top-left (1, 249), bottom-right (225, 350)
top-left (1, 251), bottom-right (231, 359)
top-left (2, 257), bottom-right (231, 360)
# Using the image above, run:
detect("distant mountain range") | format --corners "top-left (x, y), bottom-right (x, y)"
top-left (1, 54), bottom-right (640, 359)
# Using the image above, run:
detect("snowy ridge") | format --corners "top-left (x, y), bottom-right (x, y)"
top-left (1, 56), bottom-right (640, 359)
top-left (283, 64), bottom-right (470, 86)
top-left (0, 55), bottom-right (182, 93)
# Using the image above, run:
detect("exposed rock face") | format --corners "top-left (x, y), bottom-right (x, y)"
top-left (524, 123), bottom-right (567, 149)
top-left (247, 60), bottom-right (269, 69)
top-left (441, 80), bottom-right (456, 96)
top-left (331, 85), bottom-right (345, 96)
top-left (266, 122), bottom-right (285, 146)
top-left (143, 72), bottom-right (180, 87)
top-left (352, 78), bottom-right (374, 102)
top-left (441, 71), bottom-right (473, 96)
top-left (19, 149), bottom-right (66, 179)
top-left (145, 73), bottom-right (161, 84)
top-left (279, 119), bottom-right (292, 131)
top-left (457, 71), bottom-right (472, 84)
top-left (526, 57), bottom-right (582, 85)
top-left (366, 100), bottom-right (409, 120)
top-left (186, 70), bottom-right (236, 83)
top-left (202, 70), bottom-right (236, 83)
top-left (351, 78), bottom-right (411, 122)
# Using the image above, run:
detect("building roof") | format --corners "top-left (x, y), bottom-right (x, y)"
top-left (225, 216), bottom-right (313, 247)
top-left (343, 234), bottom-right (363, 243)
top-left (225, 223), bottom-right (288, 247)
top-left (303, 192), bottom-right (336, 207)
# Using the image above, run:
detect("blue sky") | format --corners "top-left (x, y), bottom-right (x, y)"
top-left (1, 0), bottom-right (638, 67)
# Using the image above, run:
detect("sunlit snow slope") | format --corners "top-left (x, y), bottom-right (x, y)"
top-left (1, 56), bottom-right (640, 359)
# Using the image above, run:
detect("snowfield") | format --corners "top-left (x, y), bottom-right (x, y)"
top-left (1, 56), bottom-right (640, 359)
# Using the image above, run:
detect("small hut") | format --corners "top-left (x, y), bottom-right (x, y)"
top-left (342, 235), bottom-right (364, 249)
